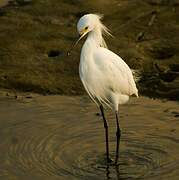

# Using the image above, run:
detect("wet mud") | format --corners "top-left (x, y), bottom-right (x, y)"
top-left (0, 0), bottom-right (178, 99)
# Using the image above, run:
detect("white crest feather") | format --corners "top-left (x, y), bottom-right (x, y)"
top-left (92, 14), bottom-right (112, 48)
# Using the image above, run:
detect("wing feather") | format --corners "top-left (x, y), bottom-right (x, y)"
top-left (93, 47), bottom-right (138, 97)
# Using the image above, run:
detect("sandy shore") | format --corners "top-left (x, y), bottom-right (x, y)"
top-left (0, 92), bottom-right (178, 179)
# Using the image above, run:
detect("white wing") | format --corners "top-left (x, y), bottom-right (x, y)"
top-left (93, 47), bottom-right (138, 97)
top-left (79, 47), bottom-right (138, 109)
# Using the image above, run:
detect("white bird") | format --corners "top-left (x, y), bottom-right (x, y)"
top-left (68, 14), bottom-right (138, 164)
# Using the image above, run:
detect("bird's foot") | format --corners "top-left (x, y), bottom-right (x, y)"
top-left (107, 157), bottom-right (113, 164)
top-left (106, 158), bottom-right (120, 167)
top-left (114, 160), bottom-right (120, 166)
top-left (115, 156), bottom-right (119, 165)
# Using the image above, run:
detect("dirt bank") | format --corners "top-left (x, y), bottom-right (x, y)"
top-left (0, 0), bottom-right (178, 99)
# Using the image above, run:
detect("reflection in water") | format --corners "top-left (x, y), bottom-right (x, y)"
top-left (105, 165), bottom-right (121, 180)
top-left (106, 165), bottom-right (110, 179)
top-left (106, 163), bottom-right (133, 180)
top-left (115, 165), bottom-right (121, 180)
top-left (0, 95), bottom-right (179, 180)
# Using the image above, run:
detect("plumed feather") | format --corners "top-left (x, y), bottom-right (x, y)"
top-left (78, 14), bottom-right (138, 111)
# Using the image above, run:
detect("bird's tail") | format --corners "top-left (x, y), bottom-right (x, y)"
top-left (131, 69), bottom-right (159, 83)
top-left (131, 69), bottom-right (159, 98)
top-left (131, 69), bottom-right (142, 83)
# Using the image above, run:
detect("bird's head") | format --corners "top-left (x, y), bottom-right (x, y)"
top-left (77, 14), bottom-right (99, 38)
top-left (67, 14), bottom-right (110, 56)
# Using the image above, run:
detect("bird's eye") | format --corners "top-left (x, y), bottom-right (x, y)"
top-left (85, 26), bottom-right (89, 30)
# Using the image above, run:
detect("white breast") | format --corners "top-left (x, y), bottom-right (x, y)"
top-left (79, 33), bottom-right (138, 111)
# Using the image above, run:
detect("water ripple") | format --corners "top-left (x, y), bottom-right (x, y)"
top-left (1, 96), bottom-right (179, 179)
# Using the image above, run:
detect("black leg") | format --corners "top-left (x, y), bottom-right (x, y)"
top-left (115, 111), bottom-right (121, 164)
top-left (99, 105), bottom-right (111, 163)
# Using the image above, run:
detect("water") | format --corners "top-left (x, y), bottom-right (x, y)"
top-left (0, 95), bottom-right (179, 179)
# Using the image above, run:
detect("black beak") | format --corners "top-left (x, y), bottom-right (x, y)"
top-left (67, 33), bottom-right (82, 56)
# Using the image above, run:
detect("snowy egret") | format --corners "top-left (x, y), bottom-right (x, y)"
top-left (68, 14), bottom-right (138, 164)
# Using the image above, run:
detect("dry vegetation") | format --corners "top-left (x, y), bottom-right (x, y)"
top-left (0, 0), bottom-right (179, 99)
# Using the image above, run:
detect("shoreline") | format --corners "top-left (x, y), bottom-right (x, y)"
top-left (0, 87), bottom-right (178, 105)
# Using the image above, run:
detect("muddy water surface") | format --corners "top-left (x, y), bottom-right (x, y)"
top-left (0, 95), bottom-right (179, 180)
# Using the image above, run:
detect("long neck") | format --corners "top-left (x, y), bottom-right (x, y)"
top-left (79, 28), bottom-right (107, 77)
top-left (88, 27), bottom-right (107, 48)
top-left (80, 27), bottom-right (107, 66)
top-left (81, 28), bottom-right (106, 56)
